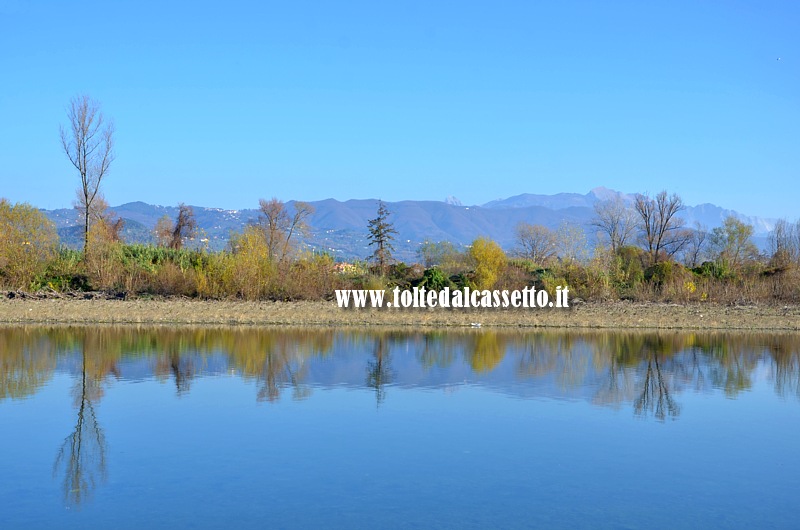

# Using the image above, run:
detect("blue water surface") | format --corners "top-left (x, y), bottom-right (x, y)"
top-left (0, 327), bottom-right (798, 529)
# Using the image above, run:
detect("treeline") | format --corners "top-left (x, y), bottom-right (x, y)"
top-left (1, 189), bottom-right (799, 304)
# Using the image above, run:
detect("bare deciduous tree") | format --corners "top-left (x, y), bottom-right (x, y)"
top-left (681, 223), bottom-right (709, 268)
top-left (591, 197), bottom-right (637, 253)
top-left (769, 218), bottom-right (800, 267)
top-left (60, 95), bottom-right (115, 253)
top-left (555, 221), bottom-right (588, 265)
top-left (154, 215), bottom-right (174, 247)
top-left (634, 191), bottom-right (689, 265)
top-left (258, 198), bottom-right (314, 261)
top-left (514, 222), bottom-right (557, 266)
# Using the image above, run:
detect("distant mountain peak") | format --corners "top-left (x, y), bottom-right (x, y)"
top-left (589, 186), bottom-right (616, 200)
top-left (588, 186), bottom-right (636, 204)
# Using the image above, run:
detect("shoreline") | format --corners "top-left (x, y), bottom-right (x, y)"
top-left (0, 298), bottom-right (799, 330)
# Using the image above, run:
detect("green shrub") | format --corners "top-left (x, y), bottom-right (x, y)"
top-left (693, 260), bottom-right (731, 280)
top-left (418, 268), bottom-right (453, 291)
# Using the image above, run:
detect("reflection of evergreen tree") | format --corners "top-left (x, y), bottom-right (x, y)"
top-left (366, 336), bottom-right (393, 406)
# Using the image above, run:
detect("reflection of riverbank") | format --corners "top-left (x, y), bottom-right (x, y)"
top-left (2, 327), bottom-right (800, 411)
top-left (1, 299), bottom-right (800, 330)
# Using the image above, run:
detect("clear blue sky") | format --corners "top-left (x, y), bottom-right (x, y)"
top-left (1, 0), bottom-right (797, 218)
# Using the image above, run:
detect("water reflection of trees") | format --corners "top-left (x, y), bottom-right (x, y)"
top-left (0, 329), bottom-right (57, 399)
top-left (768, 339), bottom-right (800, 400)
top-left (3, 326), bottom-right (800, 417)
top-left (417, 332), bottom-right (456, 369)
top-left (224, 329), bottom-right (333, 402)
top-left (633, 351), bottom-right (680, 420)
top-left (53, 333), bottom-right (119, 506)
top-left (155, 349), bottom-right (195, 395)
top-left (366, 335), bottom-right (393, 405)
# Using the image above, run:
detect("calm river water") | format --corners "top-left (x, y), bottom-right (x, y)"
top-left (1, 326), bottom-right (799, 529)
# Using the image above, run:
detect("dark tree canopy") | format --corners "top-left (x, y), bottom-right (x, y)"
top-left (155, 203), bottom-right (197, 249)
top-left (171, 203), bottom-right (198, 250)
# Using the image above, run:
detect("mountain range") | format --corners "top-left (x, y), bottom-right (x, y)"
top-left (44, 187), bottom-right (778, 262)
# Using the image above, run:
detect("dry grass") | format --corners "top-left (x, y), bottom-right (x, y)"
top-left (0, 297), bottom-right (799, 331)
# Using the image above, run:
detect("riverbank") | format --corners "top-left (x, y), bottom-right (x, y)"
top-left (0, 297), bottom-right (799, 330)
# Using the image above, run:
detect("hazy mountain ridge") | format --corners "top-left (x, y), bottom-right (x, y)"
top-left (43, 189), bottom-right (779, 261)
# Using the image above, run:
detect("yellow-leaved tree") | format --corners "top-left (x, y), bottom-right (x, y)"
top-left (469, 237), bottom-right (507, 290)
top-left (0, 199), bottom-right (58, 289)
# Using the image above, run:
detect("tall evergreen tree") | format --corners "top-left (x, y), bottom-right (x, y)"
top-left (367, 200), bottom-right (397, 273)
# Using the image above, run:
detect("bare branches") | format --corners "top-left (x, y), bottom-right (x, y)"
top-left (60, 95), bottom-right (115, 253)
top-left (591, 197), bottom-right (637, 253)
top-left (769, 219), bottom-right (800, 267)
top-left (681, 223), bottom-right (709, 268)
top-left (514, 222), bottom-right (557, 266)
top-left (154, 216), bottom-right (173, 247)
top-left (634, 191), bottom-right (689, 265)
top-left (257, 198), bottom-right (314, 261)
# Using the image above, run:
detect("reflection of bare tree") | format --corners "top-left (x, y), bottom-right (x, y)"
top-left (155, 351), bottom-right (195, 395)
top-left (633, 353), bottom-right (680, 421)
top-left (517, 337), bottom-right (559, 378)
top-left (688, 348), bottom-right (708, 393)
top-left (695, 338), bottom-right (755, 398)
top-left (593, 356), bottom-right (637, 409)
top-left (515, 334), bottom-right (591, 391)
top-left (256, 352), bottom-right (311, 402)
top-left (771, 348), bottom-right (800, 400)
top-left (225, 330), bottom-right (327, 402)
top-left (417, 332), bottom-right (456, 369)
top-left (53, 348), bottom-right (108, 507)
top-left (366, 336), bottom-right (393, 405)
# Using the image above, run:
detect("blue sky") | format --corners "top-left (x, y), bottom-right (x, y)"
top-left (1, 0), bottom-right (797, 218)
